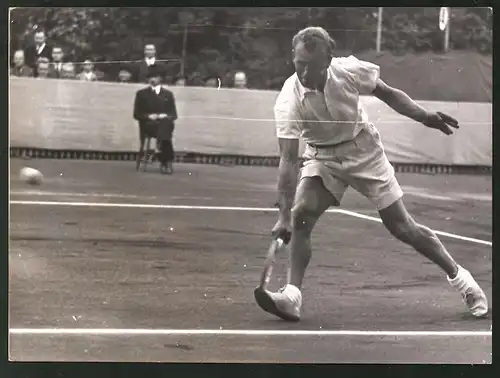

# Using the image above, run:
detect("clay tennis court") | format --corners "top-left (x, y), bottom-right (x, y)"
top-left (8, 159), bottom-right (492, 363)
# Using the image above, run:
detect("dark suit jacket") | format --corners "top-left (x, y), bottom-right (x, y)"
top-left (24, 44), bottom-right (53, 74)
top-left (10, 65), bottom-right (34, 77)
top-left (48, 62), bottom-right (65, 79)
top-left (136, 60), bottom-right (150, 83)
top-left (133, 86), bottom-right (178, 141)
top-left (135, 61), bottom-right (166, 83)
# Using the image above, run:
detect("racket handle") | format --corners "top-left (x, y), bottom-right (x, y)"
top-left (275, 237), bottom-right (284, 248)
top-left (260, 237), bottom-right (286, 289)
top-left (278, 230), bottom-right (292, 245)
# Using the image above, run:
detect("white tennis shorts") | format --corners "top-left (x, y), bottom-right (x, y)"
top-left (300, 124), bottom-right (403, 210)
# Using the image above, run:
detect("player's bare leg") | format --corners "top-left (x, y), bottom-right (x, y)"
top-left (379, 197), bottom-right (488, 317)
top-left (288, 177), bottom-right (335, 288)
top-left (255, 177), bottom-right (335, 321)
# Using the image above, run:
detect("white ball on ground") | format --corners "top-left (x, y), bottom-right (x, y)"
top-left (19, 167), bottom-right (44, 185)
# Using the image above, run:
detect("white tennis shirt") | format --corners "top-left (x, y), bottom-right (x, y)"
top-left (274, 55), bottom-right (380, 146)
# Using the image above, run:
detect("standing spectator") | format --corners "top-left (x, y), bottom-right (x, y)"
top-left (24, 29), bottom-right (52, 75)
top-left (10, 50), bottom-right (33, 77)
top-left (133, 64), bottom-right (178, 175)
top-left (234, 71), bottom-right (248, 88)
top-left (49, 47), bottom-right (65, 78)
top-left (76, 60), bottom-right (98, 81)
top-left (36, 58), bottom-right (51, 79)
top-left (136, 44), bottom-right (159, 83)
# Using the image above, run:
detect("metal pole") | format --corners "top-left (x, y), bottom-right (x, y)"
top-left (376, 7), bottom-right (383, 53)
top-left (180, 23), bottom-right (188, 77)
top-left (444, 8), bottom-right (450, 53)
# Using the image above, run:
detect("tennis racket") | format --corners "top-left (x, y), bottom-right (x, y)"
top-left (257, 231), bottom-right (291, 290)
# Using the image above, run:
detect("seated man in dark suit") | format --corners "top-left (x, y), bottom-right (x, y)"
top-left (133, 64), bottom-right (178, 174)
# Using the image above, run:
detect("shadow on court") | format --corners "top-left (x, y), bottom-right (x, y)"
top-left (8, 159), bottom-right (492, 363)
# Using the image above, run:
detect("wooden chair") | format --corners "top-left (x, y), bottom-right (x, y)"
top-left (136, 123), bottom-right (158, 172)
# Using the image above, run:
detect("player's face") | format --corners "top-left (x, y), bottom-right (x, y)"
top-left (293, 42), bottom-right (331, 90)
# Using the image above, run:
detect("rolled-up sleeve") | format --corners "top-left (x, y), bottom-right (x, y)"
top-left (274, 80), bottom-right (301, 139)
top-left (343, 55), bottom-right (380, 95)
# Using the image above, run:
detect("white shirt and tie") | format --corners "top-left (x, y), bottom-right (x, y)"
top-left (36, 43), bottom-right (47, 55)
top-left (151, 85), bottom-right (161, 95)
top-left (274, 55), bottom-right (380, 146)
top-left (145, 57), bottom-right (156, 66)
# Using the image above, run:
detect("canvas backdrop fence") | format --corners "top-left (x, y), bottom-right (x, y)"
top-left (9, 77), bottom-right (492, 166)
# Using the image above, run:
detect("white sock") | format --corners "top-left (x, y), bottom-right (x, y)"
top-left (447, 265), bottom-right (469, 288)
top-left (283, 284), bottom-right (302, 301)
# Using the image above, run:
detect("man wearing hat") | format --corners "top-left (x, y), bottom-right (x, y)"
top-left (133, 64), bottom-right (178, 174)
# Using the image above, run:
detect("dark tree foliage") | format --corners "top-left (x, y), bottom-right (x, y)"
top-left (10, 7), bottom-right (492, 89)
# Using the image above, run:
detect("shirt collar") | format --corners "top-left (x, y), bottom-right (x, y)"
top-left (151, 85), bottom-right (161, 93)
top-left (145, 57), bottom-right (155, 64)
top-left (37, 43), bottom-right (46, 53)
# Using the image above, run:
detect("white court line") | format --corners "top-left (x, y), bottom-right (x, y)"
top-left (9, 191), bottom-right (214, 201)
top-left (9, 200), bottom-right (492, 247)
top-left (9, 190), bottom-right (154, 199)
top-left (8, 328), bottom-right (492, 337)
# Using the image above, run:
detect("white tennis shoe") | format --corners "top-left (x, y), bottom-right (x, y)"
top-left (448, 265), bottom-right (488, 317)
top-left (254, 284), bottom-right (302, 322)
top-left (255, 267), bottom-right (488, 321)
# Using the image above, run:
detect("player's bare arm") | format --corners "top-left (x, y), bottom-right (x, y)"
top-left (274, 138), bottom-right (299, 237)
top-left (372, 79), bottom-right (459, 135)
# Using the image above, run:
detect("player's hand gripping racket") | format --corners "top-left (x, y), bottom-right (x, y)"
top-left (257, 231), bottom-right (292, 291)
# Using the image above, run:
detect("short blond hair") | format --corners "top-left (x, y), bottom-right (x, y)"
top-left (292, 26), bottom-right (336, 54)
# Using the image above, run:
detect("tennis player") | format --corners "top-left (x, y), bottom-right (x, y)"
top-left (254, 27), bottom-right (488, 321)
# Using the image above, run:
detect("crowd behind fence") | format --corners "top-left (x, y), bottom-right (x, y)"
top-left (10, 28), bottom-right (249, 89)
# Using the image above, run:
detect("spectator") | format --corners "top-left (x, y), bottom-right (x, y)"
top-left (234, 71), bottom-right (248, 89)
top-left (76, 60), bottom-right (98, 81)
top-left (24, 29), bottom-right (52, 75)
top-left (189, 72), bottom-right (205, 87)
top-left (36, 58), bottom-right (51, 79)
top-left (61, 62), bottom-right (76, 79)
top-left (50, 47), bottom-right (65, 78)
top-left (205, 76), bottom-right (219, 88)
top-left (118, 69), bottom-right (132, 83)
top-left (10, 50), bottom-right (33, 77)
top-left (173, 76), bottom-right (187, 86)
top-left (136, 44), bottom-right (159, 83)
top-left (133, 64), bottom-right (178, 175)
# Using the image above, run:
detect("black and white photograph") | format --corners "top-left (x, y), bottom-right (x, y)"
top-left (8, 7), bottom-right (492, 365)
